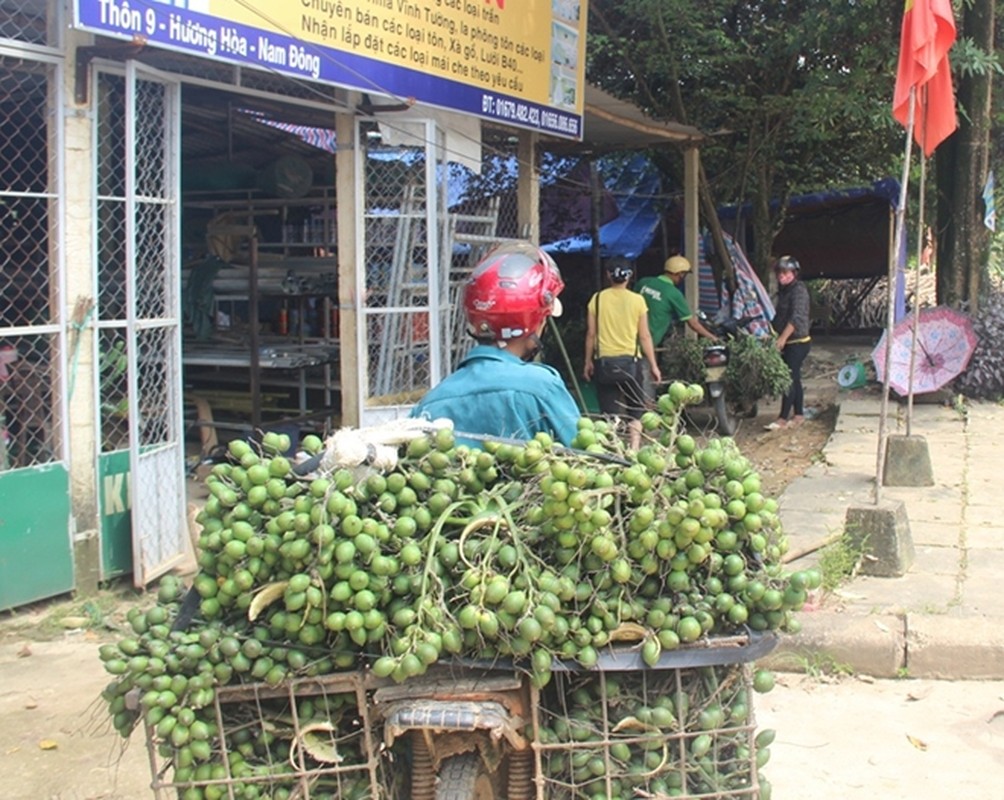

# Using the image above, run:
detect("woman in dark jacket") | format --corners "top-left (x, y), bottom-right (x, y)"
top-left (765, 256), bottom-right (811, 430)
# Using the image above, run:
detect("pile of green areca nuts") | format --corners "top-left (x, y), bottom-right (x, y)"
top-left (100, 381), bottom-right (813, 799)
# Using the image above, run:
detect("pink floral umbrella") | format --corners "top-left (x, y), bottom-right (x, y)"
top-left (872, 306), bottom-right (977, 396)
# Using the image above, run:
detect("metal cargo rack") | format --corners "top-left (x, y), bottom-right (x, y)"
top-left (146, 670), bottom-right (391, 800)
top-left (531, 662), bottom-right (763, 799)
top-left (144, 633), bottom-right (776, 800)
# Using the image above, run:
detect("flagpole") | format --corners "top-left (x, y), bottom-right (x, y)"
top-left (877, 87), bottom-right (916, 505)
top-left (906, 130), bottom-right (927, 437)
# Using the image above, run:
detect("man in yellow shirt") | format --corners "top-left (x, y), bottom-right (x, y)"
top-left (583, 260), bottom-right (661, 450)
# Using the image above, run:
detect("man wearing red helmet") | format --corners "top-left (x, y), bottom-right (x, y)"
top-left (410, 242), bottom-right (580, 446)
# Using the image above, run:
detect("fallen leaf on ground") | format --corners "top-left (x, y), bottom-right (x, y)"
top-left (906, 734), bottom-right (927, 751)
top-left (38, 739), bottom-right (58, 750)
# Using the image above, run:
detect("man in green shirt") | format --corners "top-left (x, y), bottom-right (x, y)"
top-left (635, 255), bottom-right (717, 343)
top-left (634, 255), bottom-right (717, 403)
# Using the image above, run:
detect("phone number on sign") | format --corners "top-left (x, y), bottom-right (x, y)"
top-left (481, 95), bottom-right (579, 135)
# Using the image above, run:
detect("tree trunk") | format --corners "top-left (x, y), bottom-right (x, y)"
top-left (936, 0), bottom-right (993, 310)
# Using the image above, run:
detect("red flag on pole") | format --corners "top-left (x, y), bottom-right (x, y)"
top-left (892, 0), bottom-right (958, 156)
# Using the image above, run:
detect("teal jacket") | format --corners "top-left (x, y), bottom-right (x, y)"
top-left (410, 345), bottom-right (580, 447)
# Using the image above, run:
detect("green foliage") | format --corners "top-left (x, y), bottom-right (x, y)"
top-left (659, 336), bottom-right (706, 385)
top-left (818, 532), bottom-right (866, 594)
top-left (724, 334), bottom-right (792, 401)
top-left (952, 35), bottom-right (1004, 79)
top-left (587, 0), bottom-right (903, 272)
top-left (660, 333), bottom-right (791, 405)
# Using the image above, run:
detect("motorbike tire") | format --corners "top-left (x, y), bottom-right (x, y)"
top-left (435, 753), bottom-right (497, 800)
top-left (713, 393), bottom-right (739, 436)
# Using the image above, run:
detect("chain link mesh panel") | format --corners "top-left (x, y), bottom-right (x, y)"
top-left (1, 333), bottom-right (58, 467)
top-left (96, 71), bottom-right (180, 454)
top-left (360, 128), bottom-right (524, 409)
top-left (136, 202), bottom-right (172, 319)
top-left (0, 53), bottom-right (61, 470)
top-left (0, 0), bottom-right (52, 47)
top-left (95, 71), bottom-right (130, 354)
top-left (362, 144), bottom-right (435, 404)
top-left (443, 136), bottom-right (522, 368)
top-left (137, 326), bottom-right (177, 447)
top-left (97, 327), bottom-right (129, 451)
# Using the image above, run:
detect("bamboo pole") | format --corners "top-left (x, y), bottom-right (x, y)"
top-left (876, 89), bottom-right (916, 504)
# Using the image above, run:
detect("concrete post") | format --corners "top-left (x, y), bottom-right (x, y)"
top-left (845, 500), bottom-right (915, 577)
top-left (336, 94), bottom-right (360, 426)
top-left (882, 434), bottom-right (935, 486)
top-left (64, 28), bottom-right (101, 595)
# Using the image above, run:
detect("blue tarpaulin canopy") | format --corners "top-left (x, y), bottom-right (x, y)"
top-left (543, 154), bottom-right (664, 260)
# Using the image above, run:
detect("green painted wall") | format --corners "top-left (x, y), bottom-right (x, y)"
top-left (0, 466), bottom-right (73, 610)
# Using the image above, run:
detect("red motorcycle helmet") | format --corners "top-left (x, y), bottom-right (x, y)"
top-left (464, 242), bottom-right (564, 341)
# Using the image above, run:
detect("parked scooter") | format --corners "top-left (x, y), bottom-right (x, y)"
top-left (696, 311), bottom-right (759, 435)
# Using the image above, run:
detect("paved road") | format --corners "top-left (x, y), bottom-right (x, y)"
top-left (3, 639), bottom-right (1004, 799)
top-left (759, 672), bottom-right (1004, 800)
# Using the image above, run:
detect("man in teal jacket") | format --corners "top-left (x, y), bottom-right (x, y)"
top-left (410, 243), bottom-right (580, 447)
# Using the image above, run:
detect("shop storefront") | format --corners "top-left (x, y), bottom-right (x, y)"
top-left (0, 0), bottom-right (699, 609)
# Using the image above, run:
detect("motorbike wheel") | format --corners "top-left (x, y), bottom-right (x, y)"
top-left (713, 393), bottom-right (739, 436)
top-left (435, 753), bottom-right (497, 800)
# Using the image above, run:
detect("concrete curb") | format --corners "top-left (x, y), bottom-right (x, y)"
top-left (906, 614), bottom-right (1004, 679)
top-left (762, 612), bottom-right (906, 678)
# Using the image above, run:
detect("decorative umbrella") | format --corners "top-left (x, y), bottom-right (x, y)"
top-left (872, 306), bottom-right (977, 396)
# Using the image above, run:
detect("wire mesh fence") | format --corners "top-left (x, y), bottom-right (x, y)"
top-left (0, 51), bottom-right (61, 470)
top-left (360, 128), bottom-right (524, 410)
top-left (0, 0), bottom-right (52, 47)
top-left (96, 70), bottom-right (181, 456)
top-left (362, 148), bottom-right (435, 404)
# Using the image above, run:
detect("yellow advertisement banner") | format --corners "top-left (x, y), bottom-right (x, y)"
top-left (213, 0), bottom-right (586, 113)
top-left (74, 0), bottom-right (587, 137)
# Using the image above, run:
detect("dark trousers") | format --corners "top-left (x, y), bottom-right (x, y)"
top-left (780, 340), bottom-right (811, 419)
top-left (596, 372), bottom-right (646, 421)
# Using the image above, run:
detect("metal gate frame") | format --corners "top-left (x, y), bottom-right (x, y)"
top-left (0, 36), bottom-right (74, 611)
top-left (94, 61), bottom-right (188, 587)
top-left (355, 119), bottom-right (450, 427)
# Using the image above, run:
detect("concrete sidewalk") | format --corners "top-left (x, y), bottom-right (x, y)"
top-left (766, 393), bottom-right (1004, 679)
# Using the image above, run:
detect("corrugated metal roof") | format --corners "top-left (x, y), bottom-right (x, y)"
top-left (579, 84), bottom-right (704, 150)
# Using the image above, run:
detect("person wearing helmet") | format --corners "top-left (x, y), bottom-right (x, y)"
top-left (635, 255), bottom-right (718, 345)
top-left (410, 242), bottom-right (580, 447)
top-left (633, 254), bottom-right (718, 410)
top-left (583, 259), bottom-right (661, 450)
top-left (764, 255), bottom-right (812, 431)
